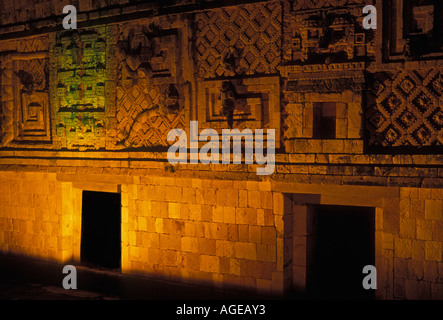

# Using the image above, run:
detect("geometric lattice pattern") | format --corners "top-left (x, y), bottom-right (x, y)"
top-left (16, 35), bottom-right (49, 53)
top-left (16, 59), bottom-right (47, 91)
top-left (292, 0), bottom-right (366, 10)
top-left (114, 84), bottom-right (185, 148)
top-left (195, 1), bottom-right (281, 79)
top-left (13, 58), bottom-right (51, 142)
top-left (110, 20), bottom-right (187, 149)
top-left (366, 69), bottom-right (443, 146)
top-left (118, 110), bottom-right (186, 148)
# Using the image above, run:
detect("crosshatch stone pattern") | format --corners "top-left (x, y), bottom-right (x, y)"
top-left (0, 0), bottom-right (442, 299)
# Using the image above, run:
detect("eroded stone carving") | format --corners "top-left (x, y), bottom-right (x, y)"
top-left (109, 21), bottom-right (187, 149)
top-left (52, 28), bottom-right (108, 150)
top-left (197, 76), bottom-right (281, 146)
top-left (283, 6), bottom-right (375, 65)
top-left (366, 69), bottom-right (443, 147)
top-left (0, 35), bottom-right (51, 146)
top-left (194, 1), bottom-right (282, 79)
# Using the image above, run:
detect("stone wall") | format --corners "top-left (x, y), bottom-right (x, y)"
top-left (0, 0), bottom-right (442, 299)
top-left (121, 177), bottom-right (279, 295)
top-left (393, 187), bottom-right (443, 299)
top-left (0, 171), bottom-right (67, 262)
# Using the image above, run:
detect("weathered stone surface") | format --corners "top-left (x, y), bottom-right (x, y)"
top-left (0, 0), bottom-right (442, 300)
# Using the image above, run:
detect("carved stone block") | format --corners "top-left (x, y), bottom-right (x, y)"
top-left (197, 76), bottom-right (281, 146)
top-left (51, 28), bottom-right (109, 150)
top-left (283, 5), bottom-right (375, 65)
top-left (194, 1), bottom-right (282, 79)
top-left (0, 35), bottom-right (51, 146)
top-left (108, 19), bottom-right (189, 149)
top-left (366, 69), bottom-right (443, 147)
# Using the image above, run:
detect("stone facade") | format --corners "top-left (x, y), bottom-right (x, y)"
top-left (0, 0), bottom-right (442, 299)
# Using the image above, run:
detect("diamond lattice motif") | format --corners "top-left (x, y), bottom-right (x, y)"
top-left (195, 2), bottom-right (281, 79)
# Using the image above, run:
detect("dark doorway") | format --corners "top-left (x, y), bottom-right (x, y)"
top-left (307, 205), bottom-right (375, 300)
top-left (313, 102), bottom-right (337, 139)
top-left (81, 191), bottom-right (121, 270)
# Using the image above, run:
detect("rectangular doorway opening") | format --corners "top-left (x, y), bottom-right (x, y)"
top-left (307, 205), bottom-right (375, 300)
top-left (81, 191), bottom-right (121, 270)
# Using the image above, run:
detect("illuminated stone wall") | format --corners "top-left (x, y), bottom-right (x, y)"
top-left (0, 0), bottom-right (442, 299)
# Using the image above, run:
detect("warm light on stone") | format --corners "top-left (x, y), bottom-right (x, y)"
top-left (0, 0), bottom-right (442, 300)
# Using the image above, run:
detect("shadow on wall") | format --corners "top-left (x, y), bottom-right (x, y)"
top-left (0, 253), bottom-right (263, 300)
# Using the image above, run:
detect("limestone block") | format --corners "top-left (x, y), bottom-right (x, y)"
top-left (240, 259), bottom-right (253, 277)
top-left (201, 205), bottom-right (212, 222)
top-left (202, 188), bottom-right (216, 205)
top-left (204, 222), bottom-right (217, 239)
top-left (161, 250), bottom-right (177, 267)
top-left (394, 238), bottom-right (412, 259)
top-left (182, 187), bottom-right (196, 204)
top-left (336, 119), bottom-right (348, 139)
top-left (235, 242), bottom-right (256, 260)
top-left (200, 255), bottom-right (219, 273)
top-left (432, 220), bottom-right (443, 241)
top-left (165, 219), bottom-right (186, 236)
top-left (215, 223), bottom-right (228, 240)
top-left (154, 218), bottom-right (163, 234)
top-left (271, 271), bottom-right (284, 296)
top-left (215, 240), bottom-right (224, 257)
top-left (212, 206), bottom-right (224, 223)
top-left (257, 209), bottom-right (265, 226)
top-left (236, 207), bottom-right (257, 225)
top-left (425, 200), bottom-right (443, 220)
top-left (183, 252), bottom-right (200, 271)
top-left (139, 246), bottom-right (149, 261)
top-left (408, 260), bottom-right (424, 281)
top-left (159, 234), bottom-right (181, 251)
top-left (261, 192), bottom-right (273, 209)
top-left (384, 198), bottom-right (400, 234)
top-left (223, 207), bottom-right (236, 224)
top-left (347, 103), bottom-right (362, 138)
top-left (222, 241), bottom-right (235, 258)
top-left (262, 227), bottom-right (276, 245)
top-left (248, 190), bottom-right (261, 208)
top-left (184, 221), bottom-right (195, 237)
top-left (145, 217), bottom-right (156, 233)
top-left (198, 238), bottom-right (216, 255)
top-left (416, 219), bottom-right (433, 240)
top-left (194, 222), bottom-right (205, 238)
top-left (168, 203), bottom-right (180, 219)
top-left (249, 226), bottom-right (262, 244)
top-left (267, 245), bottom-right (277, 263)
top-left (230, 258), bottom-right (241, 276)
top-left (423, 261), bottom-right (438, 282)
top-left (148, 247), bottom-right (160, 264)
top-left (227, 224), bottom-right (238, 242)
top-left (399, 218), bottom-right (416, 239)
top-left (181, 236), bottom-right (198, 253)
top-left (189, 204), bottom-right (202, 221)
top-left (410, 199), bottom-right (425, 220)
top-left (216, 189), bottom-right (228, 207)
top-left (147, 233), bottom-right (160, 248)
top-left (256, 243), bottom-right (267, 262)
top-left (425, 241), bottom-right (442, 261)
top-left (137, 217), bottom-right (147, 232)
top-left (238, 225), bottom-right (249, 242)
top-left (239, 190), bottom-right (248, 208)
top-left (152, 201), bottom-right (169, 219)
